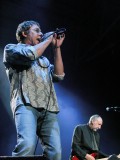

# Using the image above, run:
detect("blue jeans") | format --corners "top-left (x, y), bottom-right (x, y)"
top-left (12, 105), bottom-right (61, 160)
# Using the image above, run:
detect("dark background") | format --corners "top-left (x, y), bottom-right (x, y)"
top-left (0, 0), bottom-right (120, 159)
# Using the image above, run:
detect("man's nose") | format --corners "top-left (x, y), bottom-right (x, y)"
top-left (39, 32), bottom-right (43, 36)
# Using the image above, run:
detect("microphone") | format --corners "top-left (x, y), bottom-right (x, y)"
top-left (54, 28), bottom-right (66, 35)
top-left (41, 28), bottom-right (66, 41)
top-left (106, 106), bottom-right (120, 112)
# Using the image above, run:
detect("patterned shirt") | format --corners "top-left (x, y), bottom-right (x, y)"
top-left (3, 43), bottom-right (64, 115)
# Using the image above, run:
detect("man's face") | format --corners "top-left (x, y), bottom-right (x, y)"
top-left (25, 24), bottom-right (43, 45)
top-left (91, 118), bottom-right (103, 131)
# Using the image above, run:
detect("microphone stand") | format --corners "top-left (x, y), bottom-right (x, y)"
top-left (106, 106), bottom-right (120, 112)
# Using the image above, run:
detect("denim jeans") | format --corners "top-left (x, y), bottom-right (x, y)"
top-left (12, 105), bottom-right (62, 160)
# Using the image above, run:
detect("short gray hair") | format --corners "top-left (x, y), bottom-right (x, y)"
top-left (89, 114), bottom-right (102, 124)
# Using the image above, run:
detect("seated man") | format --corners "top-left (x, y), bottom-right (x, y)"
top-left (70, 114), bottom-right (108, 160)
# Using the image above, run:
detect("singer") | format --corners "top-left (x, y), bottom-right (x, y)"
top-left (3, 20), bottom-right (65, 160)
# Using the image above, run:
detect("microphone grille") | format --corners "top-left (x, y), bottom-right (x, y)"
top-left (106, 107), bottom-right (109, 111)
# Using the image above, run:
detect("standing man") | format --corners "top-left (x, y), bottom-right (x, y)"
top-left (3, 20), bottom-right (65, 160)
top-left (70, 114), bottom-right (108, 160)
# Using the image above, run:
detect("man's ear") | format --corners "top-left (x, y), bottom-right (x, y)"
top-left (91, 120), bottom-right (93, 125)
top-left (22, 31), bottom-right (27, 38)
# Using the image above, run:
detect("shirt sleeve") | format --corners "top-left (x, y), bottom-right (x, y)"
top-left (3, 43), bottom-right (38, 66)
top-left (50, 64), bottom-right (65, 81)
top-left (72, 126), bottom-right (87, 159)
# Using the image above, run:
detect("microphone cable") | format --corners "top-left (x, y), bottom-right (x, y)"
top-left (33, 62), bottom-right (54, 156)
top-left (34, 27), bottom-right (66, 155)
